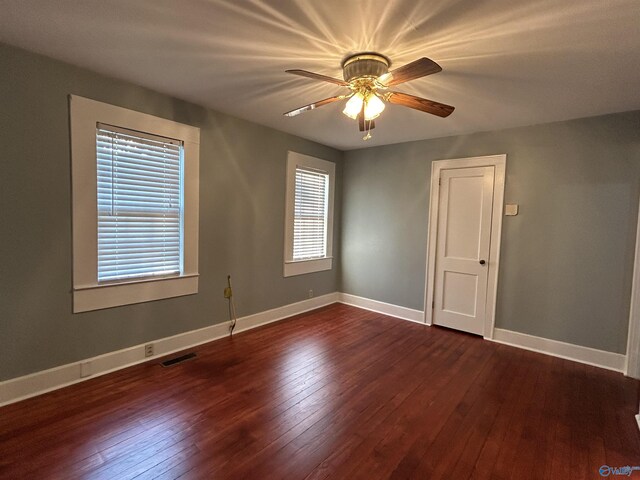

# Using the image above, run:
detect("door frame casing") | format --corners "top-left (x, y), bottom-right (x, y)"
top-left (625, 193), bottom-right (640, 379)
top-left (424, 154), bottom-right (506, 339)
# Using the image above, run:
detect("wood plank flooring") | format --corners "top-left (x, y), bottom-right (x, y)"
top-left (0, 303), bottom-right (638, 479)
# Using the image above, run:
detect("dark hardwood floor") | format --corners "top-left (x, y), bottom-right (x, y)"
top-left (1, 303), bottom-right (639, 479)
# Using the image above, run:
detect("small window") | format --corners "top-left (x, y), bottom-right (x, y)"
top-left (284, 152), bottom-right (335, 277)
top-left (70, 96), bottom-right (200, 312)
top-left (293, 167), bottom-right (329, 261)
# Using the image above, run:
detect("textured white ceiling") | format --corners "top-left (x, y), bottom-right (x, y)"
top-left (1, 0), bottom-right (639, 150)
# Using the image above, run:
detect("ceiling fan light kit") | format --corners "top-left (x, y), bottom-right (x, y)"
top-left (284, 51), bottom-right (455, 140)
top-left (342, 92), bottom-right (364, 119)
top-left (342, 91), bottom-right (385, 121)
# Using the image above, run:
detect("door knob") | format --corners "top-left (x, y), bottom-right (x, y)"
top-left (479, 259), bottom-right (486, 265)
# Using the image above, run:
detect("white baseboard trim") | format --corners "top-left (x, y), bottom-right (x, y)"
top-left (0, 292), bottom-right (340, 407)
top-left (1, 292), bottom-right (629, 406)
top-left (336, 294), bottom-right (627, 374)
top-left (338, 293), bottom-right (426, 324)
top-left (491, 328), bottom-right (626, 373)
top-left (636, 414), bottom-right (640, 433)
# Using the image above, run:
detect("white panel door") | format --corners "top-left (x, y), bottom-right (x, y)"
top-left (433, 166), bottom-right (495, 335)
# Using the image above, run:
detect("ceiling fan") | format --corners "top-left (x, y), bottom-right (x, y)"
top-left (283, 52), bottom-right (454, 140)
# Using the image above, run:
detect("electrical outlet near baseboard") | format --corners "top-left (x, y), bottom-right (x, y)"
top-left (80, 361), bottom-right (92, 378)
top-left (145, 343), bottom-right (154, 357)
top-left (308, 289), bottom-right (314, 299)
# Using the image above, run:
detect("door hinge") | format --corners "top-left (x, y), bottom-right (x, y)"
top-left (432, 300), bottom-right (435, 309)
top-left (438, 178), bottom-right (441, 186)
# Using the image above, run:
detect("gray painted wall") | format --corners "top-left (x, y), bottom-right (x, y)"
top-left (341, 112), bottom-right (640, 354)
top-left (0, 44), bottom-right (343, 381)
top-left (1, 42), bottom-right (638, 383)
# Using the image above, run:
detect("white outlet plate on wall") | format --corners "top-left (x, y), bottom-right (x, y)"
top-left (80, 361), bottom-right (92, 378)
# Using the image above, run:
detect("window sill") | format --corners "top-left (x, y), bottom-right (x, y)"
top-left (284, 257), bottom-right (332, 277)
top-left (73, 274), bottom-right (199, 313)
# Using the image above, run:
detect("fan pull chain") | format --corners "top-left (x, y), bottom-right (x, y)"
top-left (363, 119), bottom-right (373, 140)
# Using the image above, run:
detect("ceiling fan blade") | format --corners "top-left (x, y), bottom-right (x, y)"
top-left (283, 95), bottom-right (347, 117)
top-left (380, 57), bottom-right (442, 86)
top-left (386, 91), bottom-right (454, 118)
top-left (286, 69), bottom-right (348, 86)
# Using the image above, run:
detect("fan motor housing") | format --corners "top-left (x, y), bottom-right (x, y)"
top-left (342, 53), bottom-right (390, 82)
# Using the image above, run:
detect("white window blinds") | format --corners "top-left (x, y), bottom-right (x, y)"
top-left (293, 166), bottom-right (329, 260)
top-left (97, 124), bottom-right (183, 282)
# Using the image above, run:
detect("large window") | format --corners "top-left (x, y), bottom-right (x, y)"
top-left (96, 125), bottom-right (183, 283)
top-left (70, 96), bottom-right (199, 312)
top-left (284, 151), bottom-right (335, 277)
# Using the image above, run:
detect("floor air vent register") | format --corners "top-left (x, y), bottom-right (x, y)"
top-left (161, 352), bottom-right (197, 367)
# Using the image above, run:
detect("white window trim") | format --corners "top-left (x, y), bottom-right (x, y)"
top-left (70, 95), bottom-right (200, 312)
top-left (284, 151), bottom-right (335, 277)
